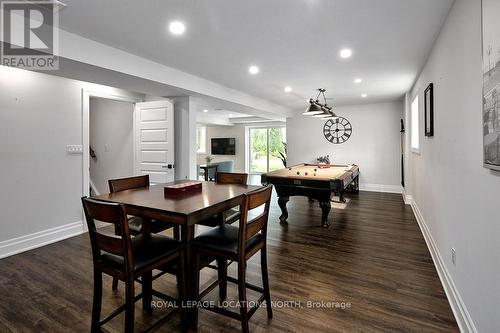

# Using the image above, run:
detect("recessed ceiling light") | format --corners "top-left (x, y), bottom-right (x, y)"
top-left (203, 109), bottom-right (208, 113)
top-left (361, 94), bottom-right (367, 98)
top-left (228, 114), bottom-right (233, 117)
top-left (284, 86), bottom-right (292, 93)
top-left (354, 78), bottom-right (362, 84)
top-left (340, 48), bottom-right (352, 59)
top-left (248, 66), bottom-right (259, 75)
top-left (169, 21), bottom-right (185, 35)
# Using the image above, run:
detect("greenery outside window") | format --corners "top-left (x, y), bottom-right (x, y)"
top-left (249, 127), bottom-right (286, 173)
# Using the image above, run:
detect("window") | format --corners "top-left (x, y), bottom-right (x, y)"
top-left (411, 95), bottom-right (419, 153)
top-left (248, 127), bottom-right (286, 173)
top-left (196, 125), bottom-right (206, 153)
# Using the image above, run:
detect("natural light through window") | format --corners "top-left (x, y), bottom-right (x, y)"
top-left (196, 125), bottom-right (206, 153)
top-left (411, 95), bottom-right (419, 152)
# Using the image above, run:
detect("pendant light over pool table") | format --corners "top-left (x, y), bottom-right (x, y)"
top-left (303, 88), bottom-right (337, 119)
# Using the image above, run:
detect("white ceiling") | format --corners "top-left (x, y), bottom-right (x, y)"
top-left (58, 0), bottom-right (454, 112)
top-left (196, 105), bottom-right (252, 119)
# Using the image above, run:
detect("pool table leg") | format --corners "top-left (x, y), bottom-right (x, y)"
top-left (277, 196), bottom-right (289, 223)
top-left (319, 201), bottom-right (331, 228)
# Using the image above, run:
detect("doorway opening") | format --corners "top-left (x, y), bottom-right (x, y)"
top-left (89, 97), bottom-right (136, 196)
top-left (82, 90), bottom-right (176, 201)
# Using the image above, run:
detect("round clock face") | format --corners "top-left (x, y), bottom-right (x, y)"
top-left (323, 117), bottom-right (352, 144)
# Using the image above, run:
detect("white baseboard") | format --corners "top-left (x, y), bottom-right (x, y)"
top-left (0, 221), bottom-right (84, 260)
top-left (408, 196), bottom-right (477, 333)
top-left (402, 190), bottom-right (412, 205)
top-left (359, 183), bottom-right (403, 194)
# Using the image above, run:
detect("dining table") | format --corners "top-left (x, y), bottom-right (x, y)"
top-left (92, 180), bottom-right (261, 328)
top-left (199, 164), bottom-right (218, 181)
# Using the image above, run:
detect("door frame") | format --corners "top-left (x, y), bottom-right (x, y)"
top-left (81, 89), bottom-right (142, 200)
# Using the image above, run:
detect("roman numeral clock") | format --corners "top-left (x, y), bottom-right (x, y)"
top-left (323, 117), bottom-right (352, 144)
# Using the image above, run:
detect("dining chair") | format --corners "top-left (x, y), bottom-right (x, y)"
top-left (197, 172), bottom-right (249, 299)
top-left (190, 185), bottom-right (273, 333)
top-left (81, 197), bottom-right (185, 333)
top-left (109, 175), bottom-right (180, 290)
top-left (198, 172), bottom-right (248, 227)
top-left (108, 175), bottom-right (180, 237)
top-left (216, 171), bottom-right (248, 185)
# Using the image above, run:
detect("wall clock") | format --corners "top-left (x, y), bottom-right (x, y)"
top-left (323, 117), bottom-right (352, 144)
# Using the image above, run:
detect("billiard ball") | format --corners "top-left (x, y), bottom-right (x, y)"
top-left (305, 172), bottom-right (308, 176)
top-left (314, 168), bottom-right (317, 172)
top-left (288, 167), bottom-right (292, 170)
top-left (314, 173), bottom-right (316, 176)
top-left (296, 171), bottom-right (300, 175)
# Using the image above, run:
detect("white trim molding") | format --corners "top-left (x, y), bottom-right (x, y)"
top-left (408, 195), bottom-right (478, 333)
top-left (0, 221), bottom-right (84, 260)
top-left (402, 190), bottom-right (412, 205)
top-left (359, 183), bottom-right (403, 194)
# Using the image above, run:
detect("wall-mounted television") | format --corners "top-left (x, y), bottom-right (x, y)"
top-left (211, 138), bottom-right (236, 155)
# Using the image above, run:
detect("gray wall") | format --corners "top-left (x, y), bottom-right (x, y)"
top-left (287, 101), bottom-right (403, 190)
top-left (405, 0), bottom-right (500, 331)
top-left (197, 124), bottom-right (246, 172)
top-left (89, 97), bottom-right (134, 194)
top-left (0, 66), bottom-right (143, 245)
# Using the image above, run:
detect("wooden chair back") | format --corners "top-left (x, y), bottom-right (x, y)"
top-left (108, 175), bottom-right (150, 193)
top-left (215, 172), bottom-right (248, 185)
top-left (81, 197), bottom-right (133, 270)
top-left (238, 185), bottom-right (273, 249)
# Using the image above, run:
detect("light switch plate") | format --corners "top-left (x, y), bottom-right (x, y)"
top-left (66, 145), bottom-right (83, 154)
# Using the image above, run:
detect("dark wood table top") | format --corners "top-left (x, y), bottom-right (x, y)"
top-left (93, 180), bottom-right (261, 222)
top-left (199, 164), bottom-right (218, 169)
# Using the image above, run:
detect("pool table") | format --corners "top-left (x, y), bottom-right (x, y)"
top-left (261, 164), bottom-right (359, 227)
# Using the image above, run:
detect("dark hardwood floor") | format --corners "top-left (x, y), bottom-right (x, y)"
top-left (0, 191), bottom-right (459, 332)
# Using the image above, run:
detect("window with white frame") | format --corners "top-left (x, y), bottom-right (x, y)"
top-left (411, 95), bottom-right (419, 152)
top-left (196, 125), bottom-right (206, 153)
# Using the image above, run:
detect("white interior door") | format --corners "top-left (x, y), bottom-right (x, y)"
top-left (134, 101), bottom-right (175, 184)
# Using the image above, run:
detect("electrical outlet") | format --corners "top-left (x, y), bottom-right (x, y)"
top-left (66, 145), bottom-right (83, 154)
top-left (451, 248), bottom-right (456, 265)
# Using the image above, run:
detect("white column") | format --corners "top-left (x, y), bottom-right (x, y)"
top-left (402, 92), bottom-right (412, 202)
top-left (173, 96), bottom-right (197, 180)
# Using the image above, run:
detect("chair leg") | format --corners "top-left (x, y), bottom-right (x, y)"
top-left (142, 272), bottom-right (153, 314)
top-left (91, 270), bottom-right (103, 333)
top-left (125, 277), bottom-right (135, 333)
top-left (261, 247), bottom-right (273, 319)
top-left (173, 225), bottom-right (180, 240)
top-left (192, 250), bottom-right (201, 329)
top-left (112, 277), bottom-right (119, 291)
top-left (217, 258), bottom-right (227, 301)
top-left (177, 252), bottom-right (188, 333)
top-left (112, 224), bottom-right (121, 291)
top-left (237, 261), bottom-right (249, 333)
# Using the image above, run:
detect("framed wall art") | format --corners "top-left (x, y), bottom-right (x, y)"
top-left (482, 0), bottom-right (500, 170)
top-left (424, 83), bottom-right (434, 137)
